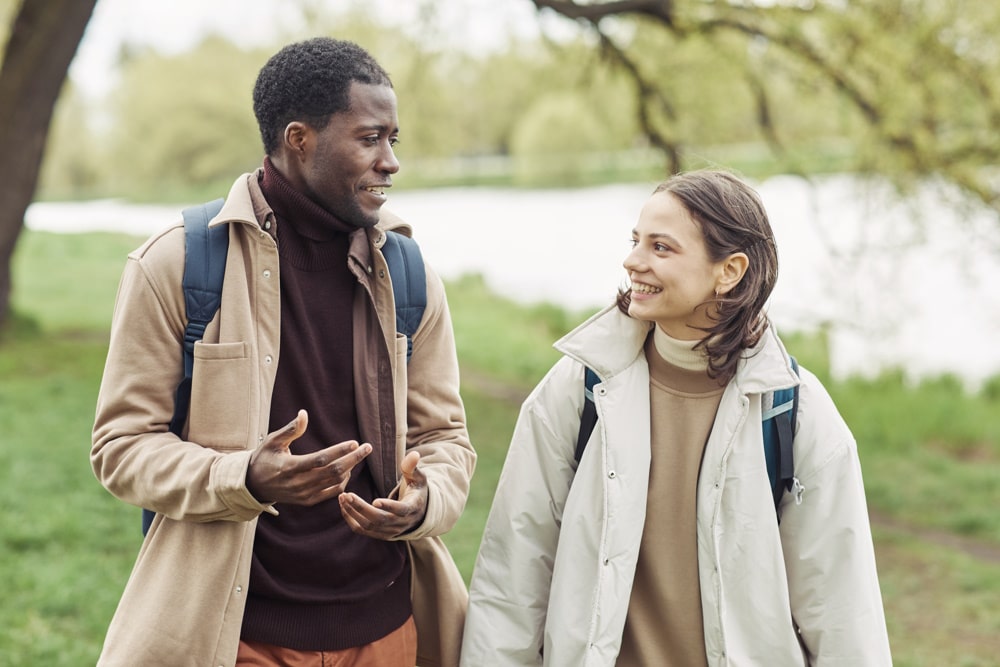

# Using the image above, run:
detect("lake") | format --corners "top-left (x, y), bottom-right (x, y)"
top-left (25, 174), bottom-right (1000, 388)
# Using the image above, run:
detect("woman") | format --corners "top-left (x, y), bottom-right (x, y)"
top-left (460, 170), bottom-right (891, 666)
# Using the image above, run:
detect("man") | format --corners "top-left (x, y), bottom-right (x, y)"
top-left (91, 38), bottom-right (475, 667)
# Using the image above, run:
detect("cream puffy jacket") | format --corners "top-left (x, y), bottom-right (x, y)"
top-left (92, 173), bottom-right (475, 667)
top-left (461, 306), bottom-right (890, 666)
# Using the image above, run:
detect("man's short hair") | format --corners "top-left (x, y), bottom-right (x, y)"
top-left (252, 37), bottom-right (393, 155)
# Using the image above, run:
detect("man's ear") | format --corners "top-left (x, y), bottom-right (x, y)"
top-left (282, 121), bottom-right (311, 161)
top-left (716, 252), bottom-right (749, 295)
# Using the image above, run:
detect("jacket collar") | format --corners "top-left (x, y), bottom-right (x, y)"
top-left (211, 170), bottom-right (414, 248)
top-left (556, 305), bottom-right (799, 395)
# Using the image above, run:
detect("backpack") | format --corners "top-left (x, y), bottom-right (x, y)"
top-left (141, 198), bottom-right (427, 535)
top-left (574, 356), bottom-right (800, 518)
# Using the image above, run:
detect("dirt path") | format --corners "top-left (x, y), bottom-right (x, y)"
top-left (869, 509), bottom-right (1000, 563)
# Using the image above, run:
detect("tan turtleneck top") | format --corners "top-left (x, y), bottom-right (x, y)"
top-left (616, 326), bottom-right (727, 667)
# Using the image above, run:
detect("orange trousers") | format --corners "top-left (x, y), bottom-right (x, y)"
top-left (236, 615), bottom-right (417, 667)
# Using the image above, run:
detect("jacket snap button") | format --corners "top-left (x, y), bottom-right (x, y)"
top-left (264, 355), bottom-right (273, 364)
top-left (262, 269), bottom-right (271, 279)
top-left (608, 471), bottom-right (616, 479)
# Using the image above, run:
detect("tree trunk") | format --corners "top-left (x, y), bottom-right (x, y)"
top-left (0, 0), bottom-right (97, 328)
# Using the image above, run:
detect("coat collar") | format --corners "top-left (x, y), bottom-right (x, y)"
top-left (210, 170), bottom-right (414, 247)
top-left (556, 305), bottom-right (799, 395)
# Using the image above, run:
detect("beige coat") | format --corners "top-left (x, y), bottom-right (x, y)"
top-left (461, 306), bottom-right (891, 666)
top-left (92, 173), bottom-right (475, 667)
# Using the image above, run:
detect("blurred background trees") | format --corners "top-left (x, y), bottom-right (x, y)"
top-left (3, 0), bottom-right (1000, 326)
top-left (531, 0), bottom-right (1000, 213)
top-left (0, 0), bottom-right (96, 327)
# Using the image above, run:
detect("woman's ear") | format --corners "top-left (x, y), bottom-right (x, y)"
top-left (716, 252), bottom-right (749, 295)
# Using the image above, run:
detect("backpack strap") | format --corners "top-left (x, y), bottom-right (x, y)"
top-left (145, 216), bottom-right (427, 536)
top-left (575, 367), bottom-right (601, 463)
top-left (761, 355), bottom-right (800, 511)
top-left (144, 198), bottom-right (228, 536)
top-left (168, 198), bottom-right (228, 435)
top-left (382, 230), bottom-right (427, 361)
top-left (576, 356), bottom-right (801, 519)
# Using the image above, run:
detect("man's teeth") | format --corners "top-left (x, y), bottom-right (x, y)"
top-left (364, 186), bottom-right (385, 194)
top-left (632, 283), bottom-right (662, 294)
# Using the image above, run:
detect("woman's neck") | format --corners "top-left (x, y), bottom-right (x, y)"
top-left (652, 325), bottom-right (710, 373)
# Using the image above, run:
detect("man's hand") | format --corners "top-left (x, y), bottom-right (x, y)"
top-left (246, 409), bottom-right (372, 506)
top-left (338, 450), bottom-right (428, 540)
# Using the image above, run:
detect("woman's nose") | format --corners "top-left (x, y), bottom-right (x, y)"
top-left (623, 248), bottom-right (643, 272)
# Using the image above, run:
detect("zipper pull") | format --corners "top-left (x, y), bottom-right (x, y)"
top-left (791, 478), bottom-right (805, 505)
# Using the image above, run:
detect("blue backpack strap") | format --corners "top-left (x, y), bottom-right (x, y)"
top-left (575, 367), bottom-right (601, 463)
top-left (382, 230), bottom-right (427, 362)
top-left (144, 198), bottom-right (227, 536)
top-left (575, 356), bottom-right (801, 520)
top-left (761, 356), bottom-right (800, 511)
top-left (169, 198), bottom-right (228, 435)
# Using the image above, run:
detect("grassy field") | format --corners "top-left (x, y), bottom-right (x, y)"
top-left (2, 230), bottom-right (998, 665)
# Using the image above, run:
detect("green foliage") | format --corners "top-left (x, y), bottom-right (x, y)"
top-left (102, 37), bottom-right (269, 201)
top-left (781, 328), bottom-right (1000, 541)
top-left (873, 526), bottom-right (1000, 667)
top-left (37, 83), bottom-right (107, 200)
top-left (446, 386), bottom-right (521, 581)
top-left (37, 0), bottom-right (957, 198)
top-left (535, 0), bottom-right (1000, 208)
top-left (445, 273), bottom-right (595, 389)
top-left (0, 0), bottom-right (14, 53)
top-left (10, 230), bottom-right (137, 332)
top-left (0, 326), bottom-right (138, 666)
top-left (510, 92), bottom-right (610, 186)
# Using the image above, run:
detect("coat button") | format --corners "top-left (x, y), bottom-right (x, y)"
top-left (262, 269), bottom-right (271, 279)
top-left (264, 355), bottom-right (273, 364)
top-left (608, 471), bottom-right (616, 479)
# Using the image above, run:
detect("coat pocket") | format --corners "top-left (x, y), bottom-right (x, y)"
top-left (188, 341), bottom-right (251, 450)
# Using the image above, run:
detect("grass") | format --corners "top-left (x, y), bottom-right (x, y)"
top-left (2, 229), bottom-right (999, 664)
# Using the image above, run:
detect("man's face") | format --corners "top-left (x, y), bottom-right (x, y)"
top-left (301, 82), bottom-right (400, 228)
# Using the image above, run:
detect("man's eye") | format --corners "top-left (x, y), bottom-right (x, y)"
top-left (389, 136), bottom-right (400, 147)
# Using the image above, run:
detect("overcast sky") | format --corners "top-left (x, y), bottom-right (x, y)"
top-left (69, 0), bottom-right (557, 98)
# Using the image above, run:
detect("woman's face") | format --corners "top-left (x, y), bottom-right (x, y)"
top-left (623, 191), bottom-right (726, 339)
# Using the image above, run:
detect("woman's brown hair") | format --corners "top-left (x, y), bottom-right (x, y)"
top-left (617, 170), bottom-right (779, 379)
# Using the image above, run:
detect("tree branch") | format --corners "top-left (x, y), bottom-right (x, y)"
top-left (595, 30), bottom-right (682, 174)
top-left (532, 0), bottom-right (675, 25)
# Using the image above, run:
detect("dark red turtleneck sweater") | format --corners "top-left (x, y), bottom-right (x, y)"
top-left (240, 158), bottom-right (411, 650)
